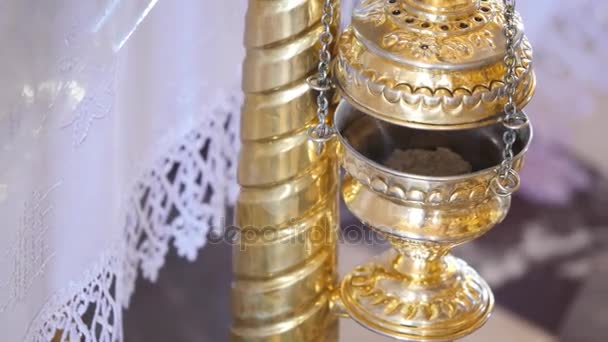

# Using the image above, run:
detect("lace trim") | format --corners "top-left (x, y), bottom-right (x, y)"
top-left (24, 90), bottom-right (241, 341)
top-left (25, 251), bottom-right (124, 342)
top-left (121, 91), bottom-right (240, 303)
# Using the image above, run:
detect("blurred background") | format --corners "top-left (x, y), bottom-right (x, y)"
top-left (123, 1), bottom-right (608, 341)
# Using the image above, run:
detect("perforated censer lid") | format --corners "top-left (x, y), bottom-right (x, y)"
top-left (334, 0), bottom-right (536, 129)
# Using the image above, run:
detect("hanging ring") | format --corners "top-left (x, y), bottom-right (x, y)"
top-left (503, 112), bottom-right (529, 130)
top-left (307, 125), bottom-right (335, 144)
top-left (307, 76), bottom-right (332, 92)
top-left (308, 125), bottom-right (335, 155)
top-left (491, 169), bottom-right (521, 197)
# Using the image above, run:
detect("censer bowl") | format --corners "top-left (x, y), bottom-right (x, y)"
top-left (333, 101), bottom-right (532, 341)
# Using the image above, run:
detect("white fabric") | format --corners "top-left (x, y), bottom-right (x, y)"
top-left (0, 0), bottom-right (244, 340)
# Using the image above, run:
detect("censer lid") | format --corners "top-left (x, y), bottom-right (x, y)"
top-left (334, 0), bottom-right (536, 129)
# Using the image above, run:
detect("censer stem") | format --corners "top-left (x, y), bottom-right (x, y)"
top-left (386, 238), bottom-right (452, 282)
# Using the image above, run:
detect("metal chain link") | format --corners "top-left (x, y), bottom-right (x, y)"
top-left (307, 0), bottom-right (335, 154)
top-left (491, 0), bottom-right (530, 197)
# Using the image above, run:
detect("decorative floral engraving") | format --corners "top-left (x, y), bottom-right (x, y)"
top-left (336, 29), bottom-right (535, 117)
top-left (383, 29), bottom-right (497, 63)
top-left (344, 255), bottom-right (490, 323)
top-left (469, 30), bottom-right (496, 49)
top-left (341, 152), bottom-right (511, 206)
top-left (383, 32), bottom-right (471, 62)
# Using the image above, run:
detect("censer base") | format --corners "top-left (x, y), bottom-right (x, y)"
top-left (333, 93), bottom-right (532, 341)
top-left (339, 249), bottom-right (494, 341)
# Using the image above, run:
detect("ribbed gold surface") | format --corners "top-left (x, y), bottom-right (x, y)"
top-left (232, 1), bottom-right (340, 341)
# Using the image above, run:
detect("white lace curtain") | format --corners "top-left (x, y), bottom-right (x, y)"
top-left (1, 0), bottom-right (606, 341)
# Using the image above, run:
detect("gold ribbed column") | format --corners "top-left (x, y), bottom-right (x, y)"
top-left (232, 1), bottom-right (340, 341)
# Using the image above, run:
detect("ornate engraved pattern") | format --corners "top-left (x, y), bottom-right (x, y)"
top-left (382, 31), bottom-right (499, 63)
top-left (339, 251), bottom-right (494, 340)
top-left (336, 28), bottom-right (534, 122)
top-left (383, 33), bottom-right (443, 59)
top-left (345, 261), bottom-right (486, 322)
top-left (385, 0), bottom-right (501, 34)
top-left (337, 0), bottom-right (535, 127)
top-left (341, 150), bottom-right (524, 206)
top-left (355, 0), bottom-right (525, 32)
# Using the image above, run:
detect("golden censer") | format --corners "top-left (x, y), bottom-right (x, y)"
top-left (233, 0), bottom-right (535, 341)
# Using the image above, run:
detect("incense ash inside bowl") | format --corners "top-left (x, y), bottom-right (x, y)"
top-left (385, 148), bottom-right (473, 177)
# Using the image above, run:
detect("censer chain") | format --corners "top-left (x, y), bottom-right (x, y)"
top-left (492, 0), bottom-right (530, 197)
top-left (307, 0), bottom-right (335, 154)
